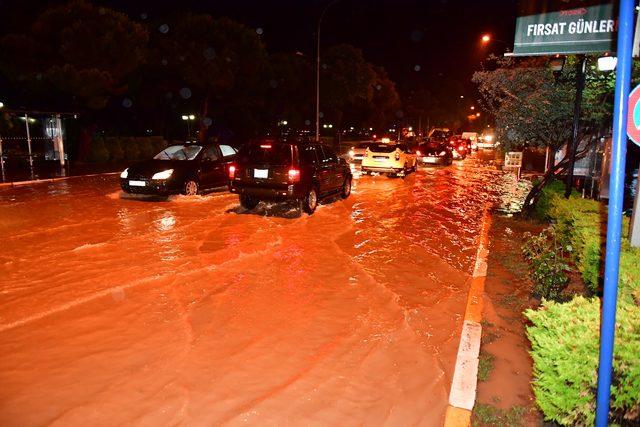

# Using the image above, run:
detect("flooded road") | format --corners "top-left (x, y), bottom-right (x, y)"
top-left (0, 152), bottom-right (504, 426)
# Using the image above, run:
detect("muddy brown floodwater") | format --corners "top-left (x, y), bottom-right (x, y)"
top-left (0, 152), bottom-right (504, 426)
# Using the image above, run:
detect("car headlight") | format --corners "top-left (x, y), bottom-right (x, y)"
top-left (151, 169), bottom-right (174, 180)
top-left (485, 135), bottom-right (494, 142)
top-left (439, 151), bottom-right (446, 156)
top-left (120, 168), bottom-right (128, 179)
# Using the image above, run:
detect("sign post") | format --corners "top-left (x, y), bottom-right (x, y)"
top-left (504, 151), bottom-right (523, 180)
top-left (510, 2), bottom-right (633, 422)
top-left (513, 3), bottom-right (617, 56)
top-left (595, 0), bottom-right (634, 424)
top-left (626, 84), bottom-right (640, 247)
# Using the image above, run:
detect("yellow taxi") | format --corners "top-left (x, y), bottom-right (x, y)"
top-left (361, 142), bottom-right (417, 176)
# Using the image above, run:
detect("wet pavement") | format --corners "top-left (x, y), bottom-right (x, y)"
top-left (0, 151), bottom-right (504, 426)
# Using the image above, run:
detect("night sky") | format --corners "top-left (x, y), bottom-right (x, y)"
top-left (0, 0), bottom-right (518, 100)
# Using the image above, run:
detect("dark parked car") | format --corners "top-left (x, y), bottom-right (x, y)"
top-left (120, 142), bottom-right (237, 196)
top-left (229, 141), bottom-right (352, 214)
top-left (417, 141), bottom-right (453, 166)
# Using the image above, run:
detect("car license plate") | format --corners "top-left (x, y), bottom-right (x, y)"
top-left (423, 156), bottom-right (437, 163)
top-left (253, 169), bottom-right (268, 179)
top-left (129, 180), bottom-right (146, 187)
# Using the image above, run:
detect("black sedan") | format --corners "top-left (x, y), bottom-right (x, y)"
top-left (120, 142), bottom-right (237, 196)
top-left (416, 141), bottom-right (453, 166)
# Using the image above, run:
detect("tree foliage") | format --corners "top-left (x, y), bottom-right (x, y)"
top-left (0, 1), bottom-right (401, 143)
top-left (472, 55), bottom-right (624, 209)
top-left (0, 0), bottom-right (148, 110)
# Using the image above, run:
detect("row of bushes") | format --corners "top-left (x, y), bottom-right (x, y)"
top-left (89, 136), bottom-right (168, 163)
top-left (523, 181), bottom-right (640, 425)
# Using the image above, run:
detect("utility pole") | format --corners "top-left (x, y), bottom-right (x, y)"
top-left (564, 55), bottom-right (586, 198)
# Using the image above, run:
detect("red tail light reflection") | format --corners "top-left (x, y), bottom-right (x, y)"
top-left (288, 168), bottom-right (301, 182)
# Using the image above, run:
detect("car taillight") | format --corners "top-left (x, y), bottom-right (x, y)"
top-left (228, 165), bottom-right (236, 179)
top-left (459, 145), bottom-right (465, 151)
top-left (288, 168), bottom-right (301, 182)
top-left (416, 150), bottom-right (421, 156)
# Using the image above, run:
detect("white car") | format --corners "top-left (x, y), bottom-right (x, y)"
top-left (477, 134), bottom-right (497, 149)
top-left (361, 143), bottom-right (417, 176)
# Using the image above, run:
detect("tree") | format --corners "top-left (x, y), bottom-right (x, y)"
top-left (321, 44), bottom-right (400, 138)
top-left (0, 0), bottom-right (148, 111)
top-left (266, 52), bottom-right (314, 129)
top-left (472, 55), bottom-right (619, 210)
top-left (153, 14), bottom-right (269, 140)
top-left (0, 0), bottom-right (148, 159)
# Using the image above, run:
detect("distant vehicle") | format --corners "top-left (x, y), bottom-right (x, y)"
top-left (477, 133), bottom-right (497, 149)
top-left (428, 128), bottom-right (453, 142)
top-left (120, 142), bottom-right (237, 196)
top-left (229, 141), bottom-right (352, 214)
top-left (361, 142), bottom-right (417, 176)
top-left (348, 141), bottom-right (374, 163)
top-left (461, 132), bottom-right (479, 150)
top-left (449, 135), bottom-right (470, 159)
top-left (417, 141), bottom-right (453, 166)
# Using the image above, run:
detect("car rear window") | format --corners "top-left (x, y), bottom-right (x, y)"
top-left (369, 144), bottom-right (398, 153)
top-left (239, 143), bottom-right (293, 165)
top-left (420, 143), bottom-right (446, 152)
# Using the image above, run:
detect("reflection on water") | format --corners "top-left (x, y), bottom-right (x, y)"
top-left (0, 152), bottom-right (505, 426)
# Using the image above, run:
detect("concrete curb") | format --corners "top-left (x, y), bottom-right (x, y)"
top-left (0, 172), bottom-right (119, 188)
top-left (444, 209), bottom-right (492, 427)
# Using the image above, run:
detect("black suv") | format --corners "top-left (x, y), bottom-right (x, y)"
top-left (229, 141), bottom-right (352, 214)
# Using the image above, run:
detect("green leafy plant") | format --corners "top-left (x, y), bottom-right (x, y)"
top-left (478, 351), bottom-right (495, 382)
top-left (473, 404), bottom-right (526, 427)
top-left (526, 297), bottom-right (640, 425)
top-left (522, 227), bottom-right (570, 301)
top-left (88, 136), bottom-right (109, 163)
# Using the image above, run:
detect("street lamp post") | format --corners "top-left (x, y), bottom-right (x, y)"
top-left (316, 0), bottom-right (341, 143)
top-left (480, 34), bottom-right (511, 52)
top-left (182, 115), bottom-right (196, 139)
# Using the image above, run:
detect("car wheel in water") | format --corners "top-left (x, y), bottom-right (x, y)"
top-left (302, 187), bottom-right (318, 214)
top-left (183, 179), bottom-right (199, 196)
top-left (240, 194), bottom-right (259, 210)
top-left (341, 177), bottom-right (352, 199)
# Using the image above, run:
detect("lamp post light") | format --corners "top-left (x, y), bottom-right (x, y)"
top-left (480, 34), bottom-right (511, 52)
top-left (182, 115), bottom-right (196, 139)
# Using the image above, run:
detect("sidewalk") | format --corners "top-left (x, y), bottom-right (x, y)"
top-left (472, 215), bottom-right (543, 426)
top-left (0, 162), bottom-right (124, 187)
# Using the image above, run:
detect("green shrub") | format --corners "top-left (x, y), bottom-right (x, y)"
top-left (89, 136), bottom-right (110, 163)
top-left (122, 137), bottom-right (140, 161)
top-left (526, 296), bottom-right (640, 426)
top-left (532, 180), bottom-right (566, 220)
top-left (105, 137), bottom-right (125, 162)
top-left (137, 137), bottom-right (155, 159)
top-left (149, 136), bottom-right (167, 154)
top-left (523, 227), bottom-right (570, 301)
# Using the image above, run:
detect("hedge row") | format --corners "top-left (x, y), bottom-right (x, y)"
top-left (525, 181), bottom-right (640, 425)
top-left (89, 136), bottom-right (167, 163)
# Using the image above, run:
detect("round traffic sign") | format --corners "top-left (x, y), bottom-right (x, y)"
top-left (627, 84), bottom-right (640, 146)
